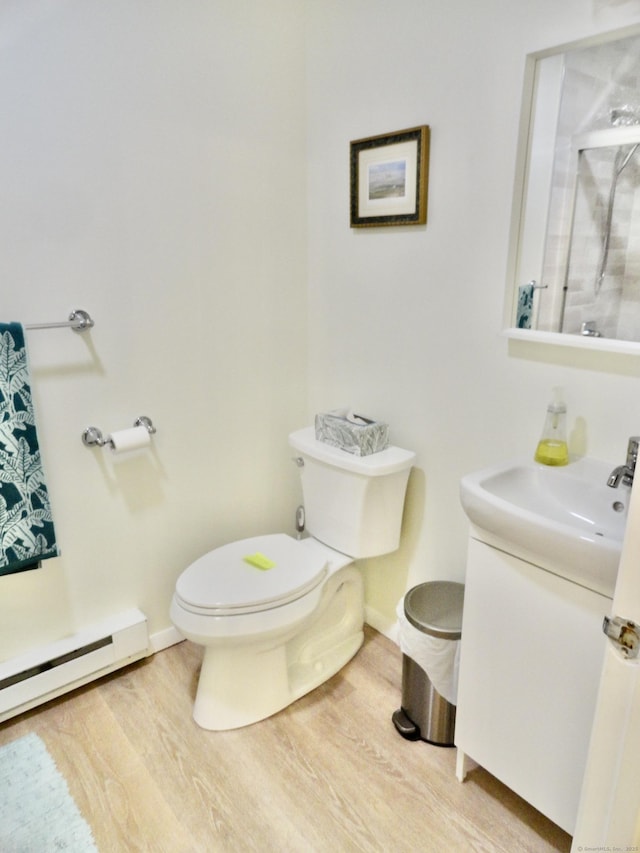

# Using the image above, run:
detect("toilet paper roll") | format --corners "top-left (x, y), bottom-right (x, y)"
top-left (108, 425), bottom-right (151, 454)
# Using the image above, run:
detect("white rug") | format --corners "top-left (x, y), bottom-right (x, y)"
top-left (0, 732), bottom-right (98, 852)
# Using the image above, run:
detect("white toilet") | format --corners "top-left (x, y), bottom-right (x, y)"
top-left (170, 426), bottom-right (415, 730)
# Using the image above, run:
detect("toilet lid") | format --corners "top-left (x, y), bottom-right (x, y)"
top-left (175, 533), bottom-right (328, 615)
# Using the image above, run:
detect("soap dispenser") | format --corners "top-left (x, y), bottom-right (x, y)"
top-left (534, 388), bottom-right (569, 466)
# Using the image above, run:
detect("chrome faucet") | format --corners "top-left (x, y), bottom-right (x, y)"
top-left (607, 436), bottom-right (640, 488)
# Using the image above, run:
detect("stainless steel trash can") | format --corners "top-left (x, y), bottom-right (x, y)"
top-left (392, 581), bottom-right (464, 747)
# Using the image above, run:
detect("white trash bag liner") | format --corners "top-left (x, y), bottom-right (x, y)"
top-left (396, 598), bottom-right (460, 706)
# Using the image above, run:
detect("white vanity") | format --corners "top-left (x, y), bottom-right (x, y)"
top-left (455, 457), bottom-right (627, 835)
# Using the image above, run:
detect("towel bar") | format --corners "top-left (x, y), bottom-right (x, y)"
top-left (25, 309), bottom-right (94, 332)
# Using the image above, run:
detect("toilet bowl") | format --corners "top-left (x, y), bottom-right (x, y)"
top-left (171, 426), bottom-right (415, 731)
top-left (171, 533), bottom-right (360, 730)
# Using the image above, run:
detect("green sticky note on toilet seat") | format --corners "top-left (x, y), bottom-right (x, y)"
top-left (243, 552), bottom-right (276, 570)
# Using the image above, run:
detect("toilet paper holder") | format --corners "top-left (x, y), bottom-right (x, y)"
top-left (82, 416), bottom-right (157, 449)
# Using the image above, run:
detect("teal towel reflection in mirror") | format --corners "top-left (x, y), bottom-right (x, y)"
top-left (0, 323), bottom-right (58, 576)
top-left (517, 282), bottom-right (534, 329)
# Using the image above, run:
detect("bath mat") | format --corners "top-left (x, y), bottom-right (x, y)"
top-left (0, 732), bottom-right (97, 852)
top-left (0, 323), bottom-right (58, 576)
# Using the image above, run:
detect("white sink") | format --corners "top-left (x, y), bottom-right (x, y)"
top-left (460, 457), bottom-right (629, 597)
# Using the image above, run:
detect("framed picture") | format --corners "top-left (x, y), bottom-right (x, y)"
top-left (350, 125), bottom-right (430, 228)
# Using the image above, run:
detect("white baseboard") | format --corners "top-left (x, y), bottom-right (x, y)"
top-left (364, 605), bottom-right (399, 645)
top-left (149, 625), bottom-right (184, 653)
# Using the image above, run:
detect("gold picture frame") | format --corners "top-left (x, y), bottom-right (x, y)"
top-left (350, 125), bottom-right (430, 227)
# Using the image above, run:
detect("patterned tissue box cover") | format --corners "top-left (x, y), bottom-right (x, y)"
top-left (315, 410), bottom-right (389, 456)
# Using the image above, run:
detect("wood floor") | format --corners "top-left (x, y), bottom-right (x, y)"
top-left (0, 627), bottom-right (572, 852)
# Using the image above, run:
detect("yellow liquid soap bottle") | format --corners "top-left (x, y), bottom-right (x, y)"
top-left (534, 387), bottom-right (569, 466)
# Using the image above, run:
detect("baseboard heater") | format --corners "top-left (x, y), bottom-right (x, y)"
top-left (0, 609), bottom-right (151, 723)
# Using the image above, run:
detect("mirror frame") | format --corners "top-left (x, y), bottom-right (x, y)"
top-left (504, 24), bottom-right (640, 356)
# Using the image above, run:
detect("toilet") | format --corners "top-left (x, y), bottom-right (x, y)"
top-left (170, 426), bottom-right (415, 730)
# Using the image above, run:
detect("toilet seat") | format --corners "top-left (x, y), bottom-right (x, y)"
top-left (174, 533), bottom-right (328, 616)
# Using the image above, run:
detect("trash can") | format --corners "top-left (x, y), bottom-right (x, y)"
top-left (392, 581), bottom-right (464, 747)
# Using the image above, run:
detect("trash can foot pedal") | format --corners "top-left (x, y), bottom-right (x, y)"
top-left (392, 708), bottom-right (420, 740)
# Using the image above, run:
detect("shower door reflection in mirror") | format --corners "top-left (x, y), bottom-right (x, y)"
top-left (560, 130), bottom-right (640, 340)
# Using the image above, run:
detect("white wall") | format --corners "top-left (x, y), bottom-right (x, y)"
top-left (0, 0), bottom-right (308, 659)
top-left (305, 0), bottom-right (640, 629)
top-left (3, 0), bottom-right (640, 663)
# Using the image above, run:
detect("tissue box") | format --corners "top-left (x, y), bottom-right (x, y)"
top-left (315, 409), bottom-right (389, 456)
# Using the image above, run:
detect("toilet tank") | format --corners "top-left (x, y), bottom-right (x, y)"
top-left (288, 427), bottom-right (415, 559)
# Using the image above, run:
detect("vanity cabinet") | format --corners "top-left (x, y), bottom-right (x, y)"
top-left (455, 534), bottom-right (610, 835)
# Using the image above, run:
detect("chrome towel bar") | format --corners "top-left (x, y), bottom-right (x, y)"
top-left (25, 309), bottom-right (94, 332)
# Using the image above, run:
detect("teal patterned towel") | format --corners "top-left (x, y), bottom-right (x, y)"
top-left (517, 282), bottom-right (534, 329)
top-left (0, 323), bottom-right (58, 576)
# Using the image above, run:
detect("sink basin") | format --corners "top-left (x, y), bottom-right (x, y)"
top-left (460, 456), bottom-right (628, 597)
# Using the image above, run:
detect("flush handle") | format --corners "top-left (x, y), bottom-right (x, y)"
top-left (603, 615), bottom-right (640, 659)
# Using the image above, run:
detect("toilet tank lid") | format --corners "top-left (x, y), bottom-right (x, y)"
top-left (289, 427), bottom-right (415, 476)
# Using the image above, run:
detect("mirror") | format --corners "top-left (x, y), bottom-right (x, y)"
top-left (506, 26), bottom-right (640, 351)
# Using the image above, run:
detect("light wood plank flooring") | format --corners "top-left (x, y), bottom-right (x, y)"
top-left (0, 627), bottom-right (571, 852)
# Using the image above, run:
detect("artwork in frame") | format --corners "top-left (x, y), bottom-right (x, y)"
top-left (350, 126), bottom-right (430, 227)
